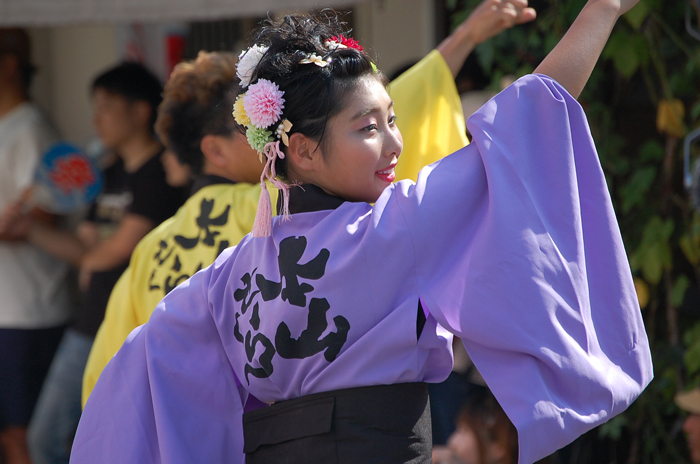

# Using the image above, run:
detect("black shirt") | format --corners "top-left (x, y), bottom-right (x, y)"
top-left (72, 152), bottom-right (187, 337)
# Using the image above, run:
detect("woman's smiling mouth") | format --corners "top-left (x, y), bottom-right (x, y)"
top-left (376, 163), bottom-right (397, 182)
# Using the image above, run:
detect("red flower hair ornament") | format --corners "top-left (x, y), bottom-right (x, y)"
top-left (325, 35), bottom-right (364, 52)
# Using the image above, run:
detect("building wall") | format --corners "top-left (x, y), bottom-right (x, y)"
top-left (25, 0), bottom-right (436, 148)
top-left (29, 25), bottom-right (117, 147)
top-left (354, 0), bottom-right (436, 79)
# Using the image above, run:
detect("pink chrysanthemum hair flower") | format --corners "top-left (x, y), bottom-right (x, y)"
top-left (243, 79), bottom-right (285, 129)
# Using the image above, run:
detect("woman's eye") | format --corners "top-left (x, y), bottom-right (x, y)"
top-left (363, 124), bottom-right (378, 132)
top-left (388, 115), bottom-right (397, 125)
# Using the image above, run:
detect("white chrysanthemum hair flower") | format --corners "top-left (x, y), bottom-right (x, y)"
top-left (237, 44), bottom-right (269, 88)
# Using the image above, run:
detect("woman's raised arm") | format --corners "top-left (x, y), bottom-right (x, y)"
top-left (534, 0), bottom-right (639, 98)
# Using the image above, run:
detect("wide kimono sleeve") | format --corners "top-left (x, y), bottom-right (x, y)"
top-left (388, 49), bottom-right (468, 183)
top-left (71, 249), bottom-right (246, 464)
top-left (391, 74), bottom-right (653, 463)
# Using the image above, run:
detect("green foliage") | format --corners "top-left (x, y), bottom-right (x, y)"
top-left (599, 415), bottom-right (629, 441)
top-left (680, 213), bottom-right (700, 265)
top-left (620, 166), bottom-right (656, 213)
top-left (671, 274), bottom-right (690, 307)
top-left (625, 1), bottom-right (652, 30)
top-left (684, 321), bottom-right (700, 375)
top-left (631, 216), bottom-right (674, 285)
top-left (443, 0), bottom-right (700, 461)
top-left (603, 30), bottom-right (650, 79)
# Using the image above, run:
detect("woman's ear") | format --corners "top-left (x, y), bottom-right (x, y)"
top-left (286, 132), bottom-right (321, 174)
top-left (200, 134), bottom-right (226, 168)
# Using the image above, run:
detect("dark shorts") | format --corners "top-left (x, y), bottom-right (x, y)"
top-left (243, 383), bottom-right (432, 464)
top-left (0, 325), bottom-right (65, 428)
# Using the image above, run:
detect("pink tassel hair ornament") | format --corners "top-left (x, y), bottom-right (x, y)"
top-left (251, 141), bottom-right (291, 237)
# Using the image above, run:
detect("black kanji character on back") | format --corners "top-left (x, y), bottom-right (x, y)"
top-left (234, 270), bottom-right (259, 315)
top-left (256, 236), bottom-right (330, 307)
top-left (276, 297), bottom-right (350, 362)
top-left (153, 239), bottom-right (174, 265)
top-left (244, 331), bottom-right (275, 384)
top-left (233, 235), bottom-right (350, 383)
top-left (174, 198), bottom-right (230, 249)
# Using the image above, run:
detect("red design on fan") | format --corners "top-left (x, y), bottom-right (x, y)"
top-left (49, 156), bottom-right (96, 193)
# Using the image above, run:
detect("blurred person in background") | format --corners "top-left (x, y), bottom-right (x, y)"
top-left (0, 62), bottom-right (186, 464)
top-left (0, 28), bottom-right (72, 464)
top-left (676, 388), bottom-right (700, 463)
top-left (433, 384), bottom-right (559, 464)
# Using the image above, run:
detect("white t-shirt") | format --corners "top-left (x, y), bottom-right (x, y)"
top-left (0, 102), bottom-right (72, 328)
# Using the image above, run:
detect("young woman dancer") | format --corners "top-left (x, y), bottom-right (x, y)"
top-left (72, 2), bottom-right (652, 463)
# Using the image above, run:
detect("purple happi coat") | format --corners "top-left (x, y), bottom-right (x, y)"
top-left (71, 75), bottom-right (653, 464)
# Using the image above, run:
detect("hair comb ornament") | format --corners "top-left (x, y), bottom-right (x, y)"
top-left (276, 119), bottom-right (293, 147)
top-left (300, 53), bottom-right (330, 67)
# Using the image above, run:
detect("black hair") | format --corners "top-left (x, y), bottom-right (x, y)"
top-left (91, 62), bottom-right (164, 132)
top-left (155, 52), bottom-right (239, 175)
top-left (236, 11), bottom-right (387, 178)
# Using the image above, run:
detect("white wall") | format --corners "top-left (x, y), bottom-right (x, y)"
top-left (354, 0), bottom-right (435, 79)
top-left (29, 25), bottom-right (117, 147)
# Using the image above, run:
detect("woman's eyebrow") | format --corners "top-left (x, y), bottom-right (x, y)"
top-left (350, 101), bottom-right (395, 121)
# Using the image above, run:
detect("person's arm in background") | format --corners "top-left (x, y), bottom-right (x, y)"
top-left (0, 199), bottom-right (88, 265)
top-left (0, 197), bottom-right (150, 262)
top-left (78, 215), bottom-right (153, 272)
top-left (0, 197), bottom-right (153, 289)
top-left (389, 0), bottom-right (535, 183)
top-left (437, 0), bottom-right (536, 78)
top-left (77, 214), bottom-right (154, 289)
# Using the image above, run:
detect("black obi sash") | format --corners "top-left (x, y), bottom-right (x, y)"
top-left (243, 382), bottom-right (432, 463)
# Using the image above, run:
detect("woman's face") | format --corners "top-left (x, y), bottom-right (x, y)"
top-left (310, 75), bottom-right (403, 203)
